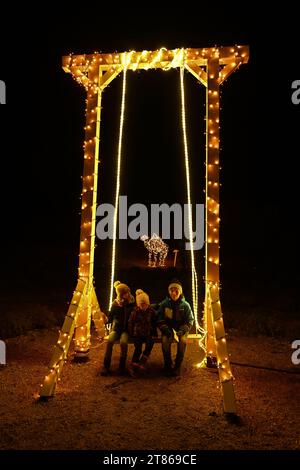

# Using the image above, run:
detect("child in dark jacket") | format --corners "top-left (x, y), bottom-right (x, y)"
top-left (127, 289), bottom-right (157, 375)
top-left (101, 280), bottom-right (135, 376)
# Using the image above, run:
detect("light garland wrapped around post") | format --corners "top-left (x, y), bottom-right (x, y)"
top-left (38, 47), bottom-right (249, 415)
top-left (205, 56), bottom-right (221, 365)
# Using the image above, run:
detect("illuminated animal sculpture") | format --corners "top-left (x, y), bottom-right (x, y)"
top-left (141, 233), bottom-right (169, 267)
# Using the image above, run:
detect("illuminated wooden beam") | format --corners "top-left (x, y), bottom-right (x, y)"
top-left (204, 57), bottom-right (220, 362)
top-left (73, 67), bottom-right (101, 354)
top-left (74, 65), bottom-right (122, 353)
top-left (219, 59), bottom-right (243, 85)
top-left (209, 286), bottom-right (236, 413)
top-left (220, 45), bottom-right (249, 62)
top-left (39, 279), bottom-right (86, 397)
top-left (99, 67), bottom-right (123, 90)
top-left (62, 46), bottom-right (249, 75)
top-left (185, 63), bottom-right (208, 87)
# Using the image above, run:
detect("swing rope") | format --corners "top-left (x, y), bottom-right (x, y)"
top-left (109, 62), bottom-right (128, 309)
top-left (180, 63), bottom-right (206, 355)
top-left (180, 65), bottom-right (199, 329)
top-left (108, 54), bottom-right (205, 351)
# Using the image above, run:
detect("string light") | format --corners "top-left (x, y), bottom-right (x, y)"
top-left (109, 61), bottom-right (128, 309)
top-left (180, 64), bottom-right (199, 329)
top-left (63, 46), bottom-right (249, 88)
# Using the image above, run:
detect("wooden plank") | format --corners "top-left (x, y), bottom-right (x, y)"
top-left (209, 287), bottom-right (237, 414)
top-left (222, 380), bottom-right (237, 414)
top-left (62, 46), bottom-right (249, 73)
top-left (99, 67), bottom-right (123, 90)
top-left (39, 279), bottom-right (87, 397)
top-left (218, 60), bottom-right (243, 85)
top-left (218, 45), bottom-right (249, 63)
top-left (185, 63), bottom-right (208, 87)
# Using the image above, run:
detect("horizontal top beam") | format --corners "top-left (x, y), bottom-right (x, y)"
top-left (62, 45), bottom-right (249, 73)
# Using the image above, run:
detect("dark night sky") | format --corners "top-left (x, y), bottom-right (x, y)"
top-left (0, 6), bottom-right (299, 288)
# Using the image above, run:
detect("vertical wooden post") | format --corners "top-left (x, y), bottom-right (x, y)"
top-left (74, 68), bottom-right (103, 353)
top-left (204, 56), bottom-right (236, 413)
top-left (205, 57), bottom-right (220, 363)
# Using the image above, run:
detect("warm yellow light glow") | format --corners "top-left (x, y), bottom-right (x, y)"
top-left (195, 361), bottom-right (206, 369)
top-left (40, 44), bottom-right (249, 406)
top-left (109, 64), bottom-right (127, 309)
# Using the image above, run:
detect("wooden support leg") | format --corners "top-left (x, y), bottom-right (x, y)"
top-left (209, 286), bottom-right (236, 414)
top-left (74, 285), bottom-right (106, 353)
top-left (39, 279), bottom-right (86, 398)
top-left (74, 288), bottom-right (91, 353)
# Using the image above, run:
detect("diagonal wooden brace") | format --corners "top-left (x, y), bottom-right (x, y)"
top-left (218, 58), bottom-right (243, 85)
top-left (185, 63), bottom-right (208, 87)
top-left (209, 286), bottom-right (236, 414)
top-left (99, 67), bottom-right (123, 91)
top-left (39, 279), bottom-right (87, 398)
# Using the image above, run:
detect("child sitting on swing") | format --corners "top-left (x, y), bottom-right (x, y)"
top-left (127, 289), bottom-right (157, 376)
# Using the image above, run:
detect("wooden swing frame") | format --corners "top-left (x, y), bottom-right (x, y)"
top-left (39, 46), bottom-right (249, 414)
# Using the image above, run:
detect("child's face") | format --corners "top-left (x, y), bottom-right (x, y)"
top-left (121, 292), bottom-right (131, 304)
top-left (170, 287), bottom-right (180, 301)
top-left (139, 300), bottom-right (149, 311)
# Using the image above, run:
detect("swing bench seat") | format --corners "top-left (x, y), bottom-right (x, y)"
top-left (103, 334), bottom-right (202, 344)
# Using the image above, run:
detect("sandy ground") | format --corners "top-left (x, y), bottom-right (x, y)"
top-left (0, 329), bottom-right (299, 450)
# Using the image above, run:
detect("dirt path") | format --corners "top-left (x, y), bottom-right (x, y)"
top-left (0, 330), bottom-right (299, 450)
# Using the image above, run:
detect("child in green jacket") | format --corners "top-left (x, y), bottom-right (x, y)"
top-left (157, 279), bottom-right (194, 376)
